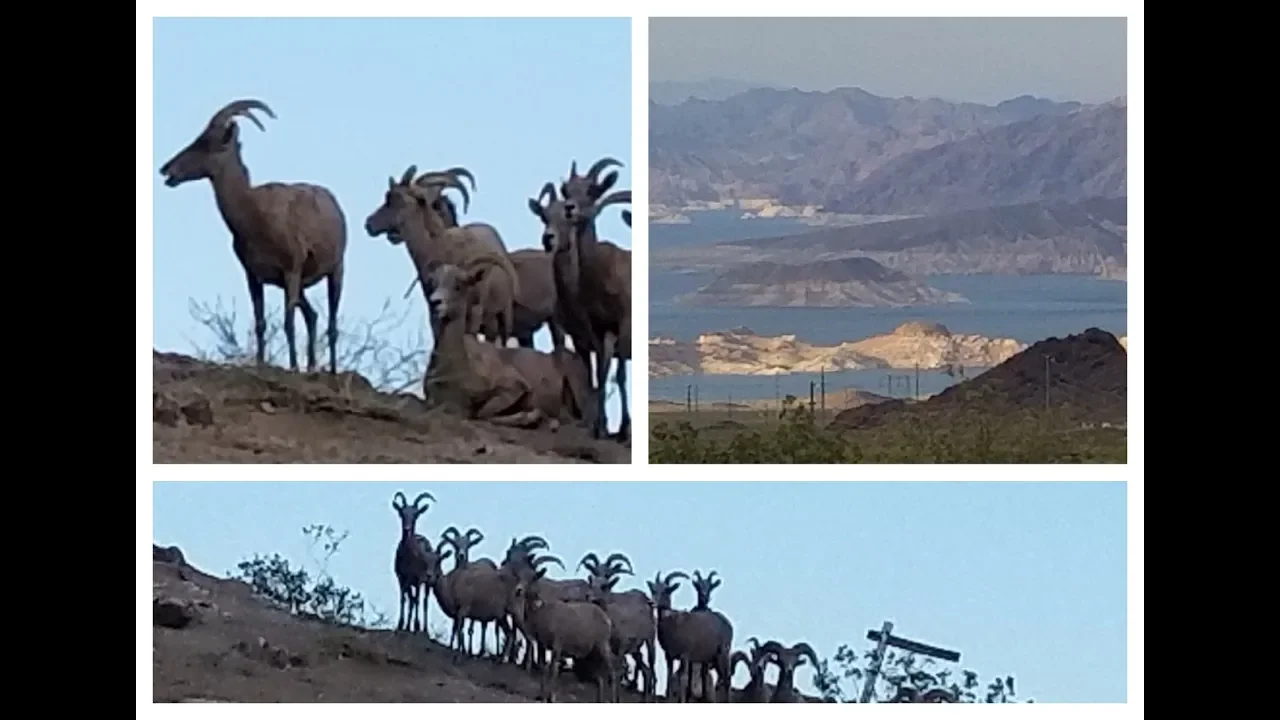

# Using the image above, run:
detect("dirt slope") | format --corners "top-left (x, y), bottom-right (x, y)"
top-left (151, 546), bottom-right (824, 703)
top-left (833, 327), bottom-right (1127, 429)
top-left (151, 351), bottom-right (629, 464)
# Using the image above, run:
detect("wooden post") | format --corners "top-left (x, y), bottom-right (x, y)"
top-left (860, 622), bottom-right (962, 703)
top-left (820, 366), bottom-right (826, 413)
top-left (686, 384), bottom-right (692, 412)
top-left (809, 380), bottom-right (816, 414)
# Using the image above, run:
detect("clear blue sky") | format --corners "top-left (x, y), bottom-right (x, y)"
top-left (152, 481), bottom-right (1126, 702)
top-left (151, 18), bottom-right (633, 428)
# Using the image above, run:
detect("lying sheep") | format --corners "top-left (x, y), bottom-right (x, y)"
top-left (759, 640), bottom-right (821, 703)
top-left (496, 344), bottom-right (597, 431)
top-left (648, 570), bottom-right (735, 703)
top-left (514, 565), bottom-right (618, 702)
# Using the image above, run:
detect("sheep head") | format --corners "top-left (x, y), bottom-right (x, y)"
top-left (439, 526), bottom-right (485, 564)
top-left (646, 570), bottom-right (690, 611)
top-left (528, 182), bottom-right (573, 254)
top-left (577, 552), bottom-right (635, 582)
top-left (503, 535), bottom-right (550, 568)
top-left (391, 491), bottom-right (436, 540)
top-left (511, 555), bottom-right (564, 612)
top-left (561, 157), bottom-right (623, 222)
top-left (423, 545), bottom-right (454, 586)
top-left (427, 263), bottom-right (487, 323)
top-left (365, 166), bottom-right (469, 243)
top-left (159, 99), bottom-right (275, 187)
top-left (691, 569), bottom-right (722, 608)
top-left (736, 637), bottom-right (773, 681)
top-left (760, 640), bottom-right (821, 682)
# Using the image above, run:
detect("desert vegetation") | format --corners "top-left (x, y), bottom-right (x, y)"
top-left (157, 99), bottom-right (632, 447)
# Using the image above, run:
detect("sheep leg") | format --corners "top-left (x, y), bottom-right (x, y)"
top-left (396, 584), bottom-right (407, 632)
top-left (666, 657), bottom-right (678, 702)
top-left (325, 266), bottom-right (343, 374)
top-left (475, 384), bottom-right (543, 428)
top-left (246, 272), bottom-right (268, 367)
top-left (281, 270), bottom-right (304, 371)
top-left (614, 354), bottom-right (630, 442)
top-left (449, 614), bottom-right (465, 663)
top-left (297, 292), bottom-right (319, 373)
top-left (548, 310), bottom-right (566, 352)
top-left (593, 334), bottom-right (618, 439)
top-left (700, 663), bottom-right (712, 702)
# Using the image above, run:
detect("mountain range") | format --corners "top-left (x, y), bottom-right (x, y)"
top-left (650, 85), bottom-right (1125, 216)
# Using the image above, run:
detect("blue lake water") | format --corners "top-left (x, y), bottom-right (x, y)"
top-left (649, 213), bottom-right (1129, 403)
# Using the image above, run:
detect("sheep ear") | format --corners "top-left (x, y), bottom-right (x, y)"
top-left (527, 198), bottom-right (545, 221)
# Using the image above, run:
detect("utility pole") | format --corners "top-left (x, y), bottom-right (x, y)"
top-left (861, 621), bottom-right (894, 703)
top-left (914, 363), bottom-right (920, 400)
top-left (694, 384), bottom-right (699, 412)
top-left (1043, 355), bottom-right (1053, 411)
top-left (820, 366), bottom-right (826, 413)
top-left (809, 380), bottom-right (816, 414)
top-left (686, 384), bottom-right (692, 412)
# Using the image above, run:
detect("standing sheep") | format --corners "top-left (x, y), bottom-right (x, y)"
top-left (514, 565), bottom-right (619, 702)
top-left (585, 572), bottom-right (658, 701)
top-left (159, 98), bottom-right (347, 374)
top-left (648, 570), bottom-right (735, 703)
top-left (390, 491), bottom-right (436, 633)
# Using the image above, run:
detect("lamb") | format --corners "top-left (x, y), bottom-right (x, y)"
top-left (365, 167), bottom-right (519, 347)
top-left (584, 571), bottom-right (658, 702)
top-left (758, 640), bottom-right (821, 703)
top-left (528, 180), bottom-right (632, 440)
top-left (730, 637), bottom-right (773, 703)
top-left (648, 570), bottom-right (735, 703)
top-left (514, 565), bottom-right (618, 702)
top-left (390, 491), bottom-right (436, 633)
top-left (159, 98), bottom-right (347, 374)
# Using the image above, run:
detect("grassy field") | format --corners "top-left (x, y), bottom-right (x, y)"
top-left (649, 399), bottom-right (1127, 464)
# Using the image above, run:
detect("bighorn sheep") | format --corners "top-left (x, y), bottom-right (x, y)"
top-left (418, 264), bottom-right (549, 427)
top-left (759, 640), bottom-right (821, 703)
top-left (691, 570), bottom-right (722, 610)
top-left (159, 99), bottom-right (347, 374)
top-left (648, 570), bottom-right (735, 703)
top-left (528, 179), bottom-right (632, 440)
top-left (578, 552), bottom-right (635, 584)
top-left (497, 343), bottom-right (598, 431)
top-left (730, 637), bottom-right (773, 703)
top-left (391, 491), bottom-right (436, 633)
top-left (585, 571), bottom-right (658, 702)
top-left (514, 565), bottom-right (618, 702)
top-left (889, 687), bottom-right (959, 703)
top-left (365, 167), bottom-right (519, 347)
top-left (436, 526), bottom-right (489, 654)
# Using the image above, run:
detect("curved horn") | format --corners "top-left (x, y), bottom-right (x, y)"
top-left (578, 552), bottom-right (602, 574)
top-left (759, 640), bottom-right (786, 666)
top-left (208, 99), bottom-right (275, 132)
top-left (392, 491), bottom-right (407, 510)
top-left (662, 570), bottom-right (690, 587)
top-left (595, 189), bottom-right (631, 214)
top-left (730, 650), bottom-right (749, 675)
top-left (604, 552), bottom-right (634, 575)
top-left (537, 182), bottom-right (558, 206)
top-left (399, 165), bottom-right (418, 186)
top-left (532, 554), bottom-right (564, 571)
top-left (411, 491), bottom-right (435, 509)
top-left (516, 535), bottom-right (549, 552)
top-left (622, 209), bottom-right (632, 227)
top-left (586, 157), bottom-right (623, 183)
top-left (692, 570), bottom-right (705, 585)
top-left (443, 166), bottom-right (476, 191)
top-left (793, 642), bottom-right (821, 669)
top-left (464, 528), bottom-right (485, 546)
top-left (414, 172), bottom-right (470, 212)
top-left (568, 160), bottom-right (579, 178)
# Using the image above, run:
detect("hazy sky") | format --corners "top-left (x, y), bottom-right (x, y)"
top-left (650, 18), bottom-right (1127, 104)
top-left (151, 18), bottom-right (632, 429)
top-left (152, 481), bottom-right (1127, 703)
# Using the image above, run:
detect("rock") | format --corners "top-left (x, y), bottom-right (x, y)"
top-left (153, 544), bottom-right (186, 565)
top-left (181, 396), bottom-right (215, 426)
top-left (154, 597), bottom-right (198, 629)
top-left (153, 393), bottom-right (181, 427)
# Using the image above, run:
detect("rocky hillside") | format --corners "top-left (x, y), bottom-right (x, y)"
top-left (650, 86), bottom-right (1119, 211)
top-left (151, 351), bottom-right (629, 464)
top-left (651, 196), bottom-right (1127, 277)
top-left (676, 257), bottom-right (968, 307)
top-left (833, 327), bottom-right (1128, 429)
top-left (649, 322), bottom-right (1025, 377)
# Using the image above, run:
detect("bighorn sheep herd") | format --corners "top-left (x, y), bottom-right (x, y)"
top-left (388, 488), bottom-right (827, 703)
top-left (159, 99), bottom-right (631, 441)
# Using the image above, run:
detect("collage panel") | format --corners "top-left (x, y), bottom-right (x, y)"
top-left (152, 481), bottom-right (1128, 703)
top-left (648, 17), bottom-right (1130, 465)
top-left (150, 16), bottom-right (633, 465)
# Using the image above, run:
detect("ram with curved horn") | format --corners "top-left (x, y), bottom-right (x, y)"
top-left (159, 98), bottom-right (348, 375)
top-left (578, 552), bottom-right (635, 583)
top-left (759, 640), bottom-right (822, 703)
top-left (390, 491), bottom-right (436, 633)
top-left (648, 569), bottom-right (734, 702)
top-left (730, 637), bottom-right (773, 703)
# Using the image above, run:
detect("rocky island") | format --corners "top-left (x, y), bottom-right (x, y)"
top-left (649, 321), bottom-right (1027, 377)
top-left (675, 257), bottom-right (968, 308)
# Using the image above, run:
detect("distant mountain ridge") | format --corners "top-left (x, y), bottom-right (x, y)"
top-left (649, 78), bottom-right (774, 105)
top-left (650, 86), bottom-right (1126, 215)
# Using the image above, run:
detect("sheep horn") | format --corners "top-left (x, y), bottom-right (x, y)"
top-left (793, 642), bottom-right (821, 669)
top-left (604, 552), bottom-right (634, 575)
top-left (414, 172), bottom-right (470, 213)
top-left (622, 209), bottom-right (632, 227)
top-left (661, 570), bottom-right (689, 587)
top-left (730, 650), bottom-right (749, 675)
top-left (532, 554), bottom-right (564, 571)
top-left (760, 640), bottom-right (786, 659)
top-left (537, 182), bottom-right (557, 206)
top-left (568, 160), bottom-right (579, 178)
top-left (578, 552), bottom-right (602, 574)
top-left (594, 189), bottom-right (631, 214)
top-left (464, 528), bottom-right (484, 546)
top-left (586, 157), bottom-right (623, 184)
top-left (391, 491), bottom-right (407, 510)
top-left (516, 535), bottom-right (549, 552)
top-left (444, 166), bottom-right (476, 191)
top-left (411, 491), bottom-right (435, 510)
top-left (208, 99), bottom-right (275, 132)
